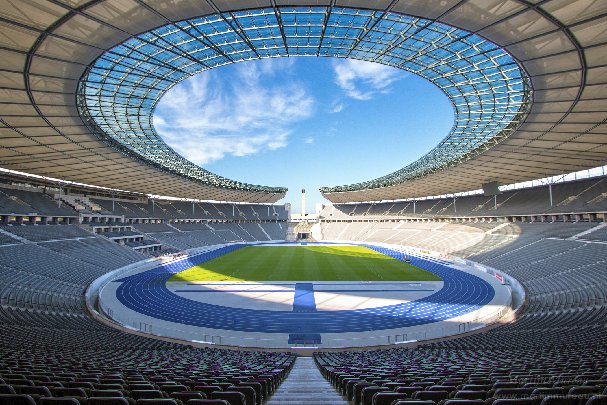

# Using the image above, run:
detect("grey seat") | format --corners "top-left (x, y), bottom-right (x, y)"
top-left (135, 400), bottom-right (178, 405)
top-left (361, 386), bottom-right (389, 405)
top-left (413, 390), bottom-right (449, 402)
top-left (52, 388), bottom-right (88, 398)
top-left (129, 386), bottom-right (155, 392)
top-left (91, 390), bottom-right (125, 398)
top-left (539, 397), bottom-right (583, 405)
top-left (39, 398), bottom-right (81, 405)
top-left (454, 390), bottom-right (487, 400)
top-left (170, 393), bottom-right (205, 403)
top-left (209, 391), bottom-right (245, 405)
top-left (353, 382), bottom-right (375, 405)
top-left (131, 391), bottom-right (166, 400)
top-left (570, 387), bottom-right (603, 396)
top-left (531, 388), bottom-right (566, 397)
top-left (186, 400), bottom-right (229, 405)
top-left (87, 398), bottom-right (131, 405)
top-left (394, 386), bottom-right (423, 397)
top-left (225, 387), bottom-right (254, 405)
top-left (372, 392), bottom-right (410, 405)
top-left (161, 386), bottom-right (188, 395)
top-left (234, 383), bottom-right (261, 405)
top-left (587, 396), bottom-right (607, 405)
top-left (493, 388), bottom-right (533, 399)
top-left (194, 388), bottom-right (222, 399)
top-left (492, 400), bottom-right (535, 405)
top-left (14, 386), bottom-right (52, 397)
top-left (0, 394), bottom-right (37, 405)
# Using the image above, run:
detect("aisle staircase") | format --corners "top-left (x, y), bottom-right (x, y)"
top-left (267, 357), bottom-right (346, 405)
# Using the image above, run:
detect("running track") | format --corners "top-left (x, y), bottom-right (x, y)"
top-left (114, 243), bottom-right (495, 334)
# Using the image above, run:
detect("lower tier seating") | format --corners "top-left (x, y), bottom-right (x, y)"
top-left (314, 221), bottom-right (607, 404)
top-left (0, 220), bottom-right (604, 405)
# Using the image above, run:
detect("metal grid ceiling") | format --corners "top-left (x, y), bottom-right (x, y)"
top-left (79, 7), bottom-right (530, 196)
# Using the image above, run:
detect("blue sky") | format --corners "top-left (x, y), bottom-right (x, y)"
top-left (154, 58), bottom-right (454, 213)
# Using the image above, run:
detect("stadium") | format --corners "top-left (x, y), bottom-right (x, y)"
top-left (0, 1), bottom-right (606, 405)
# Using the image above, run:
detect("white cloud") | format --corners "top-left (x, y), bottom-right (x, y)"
top-left (326, 122), bottom-right (340, 137)
top-left (153, 62), bottom-right (314, 165)
top-left (304, 137), bottom-right (314, 144)
top-left (235, 58), bottom-right (296, 83)
top-left (332, 59), bottom-right (404, 100)
top-left (330, 102), bottom-right (345, 113)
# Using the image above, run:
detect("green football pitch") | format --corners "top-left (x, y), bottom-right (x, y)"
top-left (169, 245), bottom-right (441, 282)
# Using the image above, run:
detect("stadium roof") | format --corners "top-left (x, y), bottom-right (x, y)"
top-left (1, 1), bottom-right (606, 204)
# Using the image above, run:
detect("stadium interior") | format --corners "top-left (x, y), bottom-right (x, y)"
top-left (1, 1), bottom-right (607, 405)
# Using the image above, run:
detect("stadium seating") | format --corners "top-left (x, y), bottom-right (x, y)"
top-left (1, 224), bottom-right (94, 242)
top-left (0, 187), bottom-right (77, 217)
top-left (139, 223), bottom-right (287, 250)
top-left (0, 186), bottom-right (296, 405)
top-left (2, 177), bottom-right (607, 405)
top-left (0, 181), bottom-right (289, 258)
top-left (321, 177), bottom-right (607, 219)
top-left (313, 218), bottom-right (607, 405)
top-left (87, 199), bottom-right (288, 222)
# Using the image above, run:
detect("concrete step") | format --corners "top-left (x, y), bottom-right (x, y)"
top-left (267, 357), bottom-right (346, 405)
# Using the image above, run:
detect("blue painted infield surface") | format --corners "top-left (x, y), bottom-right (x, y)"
top-left (288, 333), bottom-right (321, 345)
top-left (293, 283), bottom-right (316, 312)
top-left (313, 289), bottom-right (435, 292)
top-left (176, 289), bottom-right (434, 293)
top-left (177, 289), bottom-right (295, 293)
top-left (290, 283), bottom-right (320, 343)
top-left (114, 243), bottom-right (496, 334)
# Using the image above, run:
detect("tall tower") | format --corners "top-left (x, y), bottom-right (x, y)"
top-left (301, 188), bottom-right (306, 218)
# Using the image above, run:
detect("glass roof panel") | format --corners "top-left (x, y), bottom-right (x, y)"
top-left (77, 6), bottom-right (531, 194)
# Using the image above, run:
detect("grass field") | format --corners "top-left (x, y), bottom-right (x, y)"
top-left (169, 245), bottom-right (441, 282)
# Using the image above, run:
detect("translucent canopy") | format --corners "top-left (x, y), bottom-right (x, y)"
top-left (2, 0), bottom-right (604, 203)
top-left (78, 7), bottom-right (530, 195)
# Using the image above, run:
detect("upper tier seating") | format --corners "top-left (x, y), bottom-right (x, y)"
top-left (90, 199), bottom-right (288, 221)
top-left (322, 177), bottom-right (607, 219)
top-left (1, 224), bottom-right (92, 242)
top-left (0, 188), bottom-right (77, 217)
top-left (141, 223), bottom-right (287, 250)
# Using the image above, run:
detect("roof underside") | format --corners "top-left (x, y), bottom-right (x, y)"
top-left (1, 0), bottom-right (606, 203)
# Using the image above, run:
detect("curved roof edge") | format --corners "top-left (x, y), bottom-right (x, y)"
top-left (1, 1), bottom-right (606, 204)
top-left (79, 6), bottom-right (528, 200)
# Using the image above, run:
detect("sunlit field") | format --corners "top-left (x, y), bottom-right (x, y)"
top-left (169, 245), bottom-right (441, 282)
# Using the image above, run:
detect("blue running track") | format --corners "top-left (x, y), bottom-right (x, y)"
top-left (114, 243), bottom-right (495, 334)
